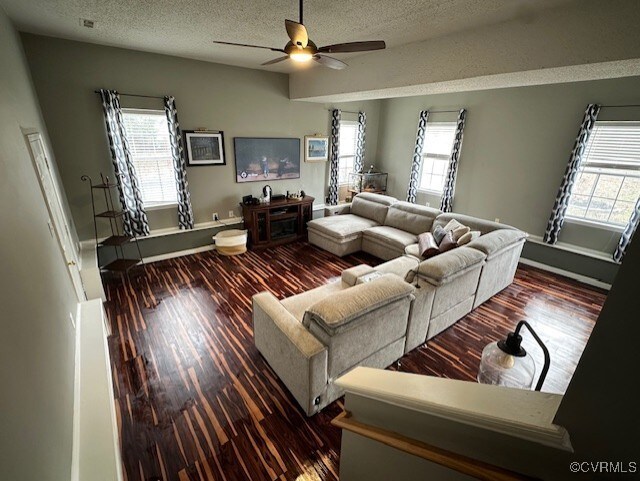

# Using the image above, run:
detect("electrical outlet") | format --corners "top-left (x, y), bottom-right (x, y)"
top-left (212, 212), bottom-right (219, 221)
top-left (69, 312), bottom-right (76, 329)
top-left (495, 218), bottom-right (500, 223)
top-left (228, 210), bottom-right (234, 218)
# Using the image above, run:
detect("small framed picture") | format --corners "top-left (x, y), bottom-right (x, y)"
top-left (305, 135), bottom-right (329, 162)
top-left (183, 130), bottom-right (226, 166)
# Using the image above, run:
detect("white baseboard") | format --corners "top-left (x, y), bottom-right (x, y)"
top-left (519, 257), bottom-right (612, 290)
top-left (71, 303), bottom-right (82, 481)
top-left (143, 244), bottom-right (216, 264)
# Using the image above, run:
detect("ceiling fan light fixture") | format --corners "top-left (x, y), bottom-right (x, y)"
top-left (289, 51), bottom-right (313, 62)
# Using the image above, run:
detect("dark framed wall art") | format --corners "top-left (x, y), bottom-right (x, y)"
top-left (183, 130), bottom-right (226, 166)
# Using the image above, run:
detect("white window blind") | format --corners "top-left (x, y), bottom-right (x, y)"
top-left (338, 121), bottom-right (358, 185)
top-left (122, 109), bottom-right (178, 206)
top-left (419, 122), bottom-right (457, 193)
top-left (567, 121), bottom-right (640, 227)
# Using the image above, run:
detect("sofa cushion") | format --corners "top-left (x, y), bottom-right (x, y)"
top-left (384, 201), bottom-right (441, 235)
top-left (465, 229), bottom-right (527, 259)
top-left (434, 213), bottom-right (516, 235)
top-left (362, 226), bottom-right (419, 251)
top-left (307, 214), bottom-right (378, 240)
top-left (281, 281), bottom-right (345, 322)
top-left (303, 274), bottom-right (414, 335)
top-left (350, 193), bottom-right (396, 224)
top-left (418, 246), bottom-right (486, 285)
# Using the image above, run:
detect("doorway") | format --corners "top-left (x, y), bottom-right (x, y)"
top-left (26, 132), bottom-right (85, 301)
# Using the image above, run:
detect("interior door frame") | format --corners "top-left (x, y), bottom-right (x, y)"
top-left (26, 132), bottom-right (86, 301)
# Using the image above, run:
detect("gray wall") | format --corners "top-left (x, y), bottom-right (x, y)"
top-left (0, 11), bottom-right (78, 481)
top-left (375, 77), bottom-right (640, 280)
top-left (21, 34), bottom-right (381, 241)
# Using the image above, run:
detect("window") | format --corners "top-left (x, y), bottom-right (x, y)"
top-left (122, 109), bottom-right (178, 207)
top-left (338, 121), bottom-right (358, 185)
top-left (566, 121), bottom-right (640, 228)
top-left (419, 122), bottom-right (457, 193)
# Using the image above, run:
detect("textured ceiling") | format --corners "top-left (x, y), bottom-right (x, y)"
top-left (2, 0), bottom-right (575, 73)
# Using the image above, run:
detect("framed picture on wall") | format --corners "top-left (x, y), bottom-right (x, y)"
top-left (234, 137), bottom-right (300, 183)
top-left (304, 135), bottom-right (329, 162)
top-left (183, 130), bottom-right (226, 166)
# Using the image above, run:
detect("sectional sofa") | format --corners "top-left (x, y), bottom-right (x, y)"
top-left (307, 193), bottom-right (527, 340)
top-left (253, 192), bottom-right (527, 415)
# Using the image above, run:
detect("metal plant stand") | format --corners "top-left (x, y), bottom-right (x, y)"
top-left (81, 173), bottom-right (143, 274)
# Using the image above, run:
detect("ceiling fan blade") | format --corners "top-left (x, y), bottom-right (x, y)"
top-left (313, 54), bottom-right (348, 70)
top-left (318, 40), bottom-right (386, 54)
top-left (213, 40), bottom-right (284, 53)
top-left (261, 56), bottom-right (289, 66)
top-left (285, 19), bottom-right (308, 48)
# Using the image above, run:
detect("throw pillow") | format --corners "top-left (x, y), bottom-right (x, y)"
top-left (418, 232), bottom-right (440, 258)
top-left (457, 230), bottom-right (481, 246)
top-left (438, 231), bottom-right (458, 253)
top-left (433, 225), bottom-right (447, 244)
top-left (442, 218), bottom-right (470, 242)
top-left (452, 225), bottom-right (471, 241)
top-left (442, 218), bottom-right (464, 232)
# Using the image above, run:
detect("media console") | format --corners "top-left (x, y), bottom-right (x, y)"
top-left (241, 196), bottom-right (314, 248)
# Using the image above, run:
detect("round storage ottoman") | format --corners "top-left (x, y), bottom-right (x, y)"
top-left (213, 229), bottom-right (248, 256)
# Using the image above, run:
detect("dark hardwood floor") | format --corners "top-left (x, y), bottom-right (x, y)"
top-left (103, 242), bottom-right (607, 481)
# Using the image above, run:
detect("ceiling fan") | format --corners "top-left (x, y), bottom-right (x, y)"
top-left (213, 0), bottom-right (386, 70)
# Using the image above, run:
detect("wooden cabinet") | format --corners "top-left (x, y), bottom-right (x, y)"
top-left (241, 196), bottom-right (314, 248)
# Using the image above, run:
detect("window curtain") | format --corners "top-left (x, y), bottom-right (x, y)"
top-left (164, 96), bottom-right (195, 230)
top-left (439, 109), bottom-right (467, 212)
top-left (354, 111), bottom-right (366, 174)
top-left (328, 109), bottom-right (341, 205)
top-left (614, 197), bottom-right (640, 263)
top-left (98, 89), bottom-right (150, 237)
top-left (407, 110), bottom-right (429, 203)
top-left (543, 104), bottom-right (601, 244)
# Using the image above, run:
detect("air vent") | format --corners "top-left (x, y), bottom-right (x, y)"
top-left (79, 18), bottom-right (95, 28)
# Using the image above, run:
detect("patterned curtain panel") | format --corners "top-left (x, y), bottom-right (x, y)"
top-left (98, 89), bottom-right (150, 237)
top-left (164, 96), bottom-right (195, 230)
top-left (543, 104), bottom-right (601, 244)
top-left (407, 110), bottom-right (429, 203)
top-left (439, 109), bottom-right (467, 212)
top-left (613, 196), bottom-right (640, 263)
top-left (328, 109), bottom-right (341, 205)
top-left (354, 111), bottom-right (366, 174)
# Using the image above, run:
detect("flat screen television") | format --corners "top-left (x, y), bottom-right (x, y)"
top-left (234, 137), bottom-right (300, 183)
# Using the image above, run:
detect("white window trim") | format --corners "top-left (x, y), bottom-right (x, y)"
top-left (145, 201), bottom-right (179, 211)
top-left (417, 122), bottom-right (457, 194)
top-left (417, 187), bottom-right (444, 196)
top-left (122, 108), bottom-right (165, 115)
top-left (563, 216), bottom-right (625, 233)
top-left (565, 120), bottom-right (640, 230)
top-left (338, 120), bottom-right (359, 186)
top-left (122, 108), bottom-right (179, 207)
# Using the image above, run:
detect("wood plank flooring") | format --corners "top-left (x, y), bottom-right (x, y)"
top-left (103, 242), bottom-right (607, 481)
